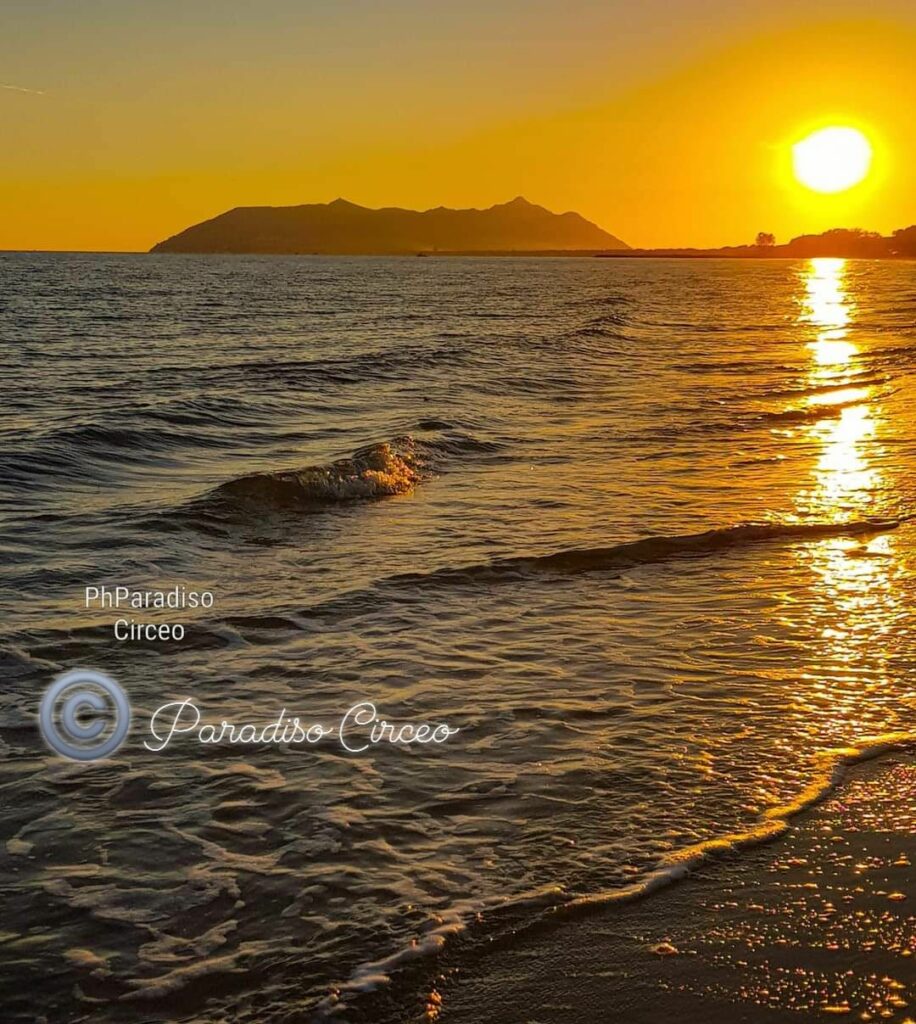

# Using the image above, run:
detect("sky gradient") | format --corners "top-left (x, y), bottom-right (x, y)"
top-left (2, 0), bottom-right (915, 251)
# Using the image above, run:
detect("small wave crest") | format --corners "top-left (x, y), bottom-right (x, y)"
top-left (286, 516), bottom-right (912, 637)
top-left (753, 397), bottom-right (873, 427)
top-left (503, 517), bottom-right (909, 575)
top-left (191, 427), bottom-right (507, 516)
top-left (211, 439), bottom-right (421, 508)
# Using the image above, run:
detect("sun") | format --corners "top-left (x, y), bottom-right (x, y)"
top-left (792, 127), bottom-right (873, 194)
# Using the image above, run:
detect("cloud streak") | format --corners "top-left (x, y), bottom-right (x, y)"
top-left (1, 83), bottom-right (46, 95)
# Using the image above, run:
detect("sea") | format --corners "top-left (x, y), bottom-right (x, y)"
top-left (1, 253), bottom-right (915, 1022)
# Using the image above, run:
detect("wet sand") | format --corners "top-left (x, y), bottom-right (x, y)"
top-left (434, 753), bottom-right (916, 1023)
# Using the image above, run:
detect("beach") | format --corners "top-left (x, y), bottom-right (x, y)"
top-left (432, 751), bottom-right (916, 1023)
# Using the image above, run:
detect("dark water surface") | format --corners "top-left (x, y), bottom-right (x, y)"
top-left (1, 254), bottom-right (915, 1021)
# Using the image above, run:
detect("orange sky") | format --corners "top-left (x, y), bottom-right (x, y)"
top-left (1, 3), bottom-right (914, 251)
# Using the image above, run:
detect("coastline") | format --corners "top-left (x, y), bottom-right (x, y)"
top-left (433, 750), bottom-right (916, 1023)
top-left (337, 744), bottom-right (916, 1024)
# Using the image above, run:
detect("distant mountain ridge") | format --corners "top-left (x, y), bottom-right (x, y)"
top-left (150, 197), bottom-right (628, 254)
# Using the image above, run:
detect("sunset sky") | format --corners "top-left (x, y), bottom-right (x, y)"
top-left (2, 0), bottom-right (915, 251)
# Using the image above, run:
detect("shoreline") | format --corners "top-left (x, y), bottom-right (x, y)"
top-left (338, 740), bottom-right (916, 1024)
top-left (435, 749), bottom-right (916, 1023)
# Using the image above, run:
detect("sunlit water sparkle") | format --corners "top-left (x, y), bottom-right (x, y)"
top-left (1, 254), bottom-right (915, 1021)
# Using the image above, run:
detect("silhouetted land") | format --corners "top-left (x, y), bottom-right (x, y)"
top-left (151, 203), bottom-right (916, 259)
top-left (150, 197), bottom-right (628, 254)
top-left (598, 226), bottom-right (916, 259)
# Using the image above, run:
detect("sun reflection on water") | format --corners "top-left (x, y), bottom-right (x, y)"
top-left (795, 258), bottom-right (880, 521)
top-left (790, 259), bottom-right (900, 736)
top-left (801, 257), bottom-right (857, 367)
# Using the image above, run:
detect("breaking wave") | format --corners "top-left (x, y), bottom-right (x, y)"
top-left (210, 440), bottom-right (421, 507)
top-left (193, 429), bottom-right (507, 514)
top-left (557, 731), bottom-right (916, 918)
top-left (322, 731), bottom-right (916, 1021)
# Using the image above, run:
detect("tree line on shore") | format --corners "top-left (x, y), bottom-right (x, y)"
top-left (610, 224), bottom-right (916, 258)
top-left (749, 225), bottom-right (916, 257)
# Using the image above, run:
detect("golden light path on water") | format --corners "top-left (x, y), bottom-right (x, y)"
top-left (672, 261), bottom-right (914, 1024)
top-left (792, 258), bottom-right (901, 738)
top-left (801, 257), bottom-right (877, 516)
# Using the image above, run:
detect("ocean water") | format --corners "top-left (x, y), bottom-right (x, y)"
top-left (1, 253), bottom-right (915, 1021)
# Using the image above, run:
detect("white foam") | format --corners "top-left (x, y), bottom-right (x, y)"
top-left (316, 733), bottom-right (916, 1018)
top-left (563, 730), bottom-right (916, 916)
top-left (315, 885), bottom-right (565, 1017)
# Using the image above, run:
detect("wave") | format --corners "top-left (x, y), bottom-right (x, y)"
top-left (18, 517), bottom-right (908, 678)
top-left (275, 517), bottom-right (914, 640)
top-left (315, 888), bottom-right (563, 1017)
top-left (424, 516), bottom-right (910, 582)
top-left (210, 440), bottom-right (421, 507)
top-left (3, 406), bottom-right (294, 487)
top-left (760, 373), bottom-right (888, 401)
top-left (322, 731), bottom-right (916, 1021)
top-left (418, 432), bottom-right (507, 459)
top-left (730, 454), bottom-right (788, 467)
top-left (195, 430), bottom-right (507, 513)
top-left (629, 393), bottom-right (884, 446)
top-left (753, 397), bottom-right (874, 427)
top-left (184, 339), bottom-right (481, 390)
top-left (556, 731), bottom-right (916, 917)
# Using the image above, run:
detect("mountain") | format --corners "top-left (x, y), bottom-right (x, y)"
top-left (149, 197), bottom-right (628, 254)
